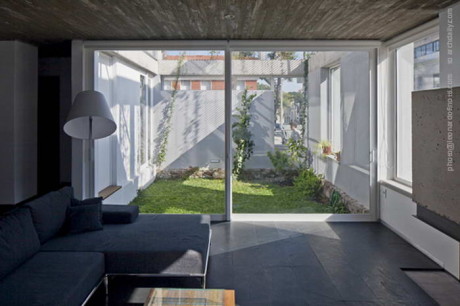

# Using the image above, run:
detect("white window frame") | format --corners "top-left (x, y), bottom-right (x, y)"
top-left (138, 74), bottom-right (155, 172)
top-left (180, 80), bottom-right (190, 90)
top-left (147, 77), bottom-right (154, 165)
top-left (94, 51), bottom-right (117, 193)
top-left (138, 74), bottom-right (148, 169)
top-left (328, 64), bottom-right (342, 153)
top-left (384, 21), bottom-right (440, 188)
top-left (235, 80), bottom-right (245, 90)
top-left (394, 43), bottom-right (414, 186)
top-left (200, 80), bottom-right (211, 90)
top-left (163, 79), bottom-right (172, 90)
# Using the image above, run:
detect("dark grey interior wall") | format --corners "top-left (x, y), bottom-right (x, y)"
top-left (37, 76), bottom-right (61, 194)
top-left (38, 43), bottom-right (72, 193)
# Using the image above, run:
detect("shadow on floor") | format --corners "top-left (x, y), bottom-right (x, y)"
top-left (90, 222), bottom-right (442, 306)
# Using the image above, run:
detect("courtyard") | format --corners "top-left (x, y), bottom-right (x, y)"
top-left (130, 178), bottom-right (340, 214)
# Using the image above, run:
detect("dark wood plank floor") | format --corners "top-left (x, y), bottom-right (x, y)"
top-left (107, 222), bottom-right (441, 305)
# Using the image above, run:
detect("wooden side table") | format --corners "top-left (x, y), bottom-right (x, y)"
top-left (144, 288), bottom-right (235, 306)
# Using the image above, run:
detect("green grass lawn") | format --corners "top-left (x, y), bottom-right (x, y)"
top-left (130, 178), bottom-right (336, 214)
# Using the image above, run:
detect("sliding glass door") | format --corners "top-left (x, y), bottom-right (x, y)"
top-left (87, 42), bottom-right (377, 221)
top-left (230, 50), bottom-right (373, 216)
top-left (94, 49), bottom-right (226, 215)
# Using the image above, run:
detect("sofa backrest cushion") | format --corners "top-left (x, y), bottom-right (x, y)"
top-left (102, 205), bottom-right (139, 224)
top-left (0, 208), bottom-right (40, 279)
top-left (25, 187), bottom-right (73, 243)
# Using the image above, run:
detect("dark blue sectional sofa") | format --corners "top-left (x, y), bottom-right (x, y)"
top-left (0, 187), bottom-right (211, 306)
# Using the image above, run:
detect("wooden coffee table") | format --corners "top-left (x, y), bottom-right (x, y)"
top-left (144, 288), bottom-right (235, 306)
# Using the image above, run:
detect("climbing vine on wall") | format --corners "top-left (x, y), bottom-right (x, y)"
top-left (232, 90), bottom-right (256, 178)
top-left (300, 53), bottom-right (312, 168)
top-left (300, 54), bottom-right (310, 140)
top-left (155, 53), bottom-right (185, 168)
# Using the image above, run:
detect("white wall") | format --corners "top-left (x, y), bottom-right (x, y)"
top-left (95, 53), bottom-right (115, 194)
top-left (378, 5), bottom-right (460, 279)
top-left (95, 51), bottom-right (158, 204)
top-left (308, 51), bottom-right (370, 208)
top-left (380, 184), bottom-right (460, 279)
top-left (93, 52), bottom-right (282, 204)
top-left (154, 90), bottom-right (225, 170)
top-left (154, 90), bottom-right (275, 170)
top-left (0, 41), bottom-right (37, 204)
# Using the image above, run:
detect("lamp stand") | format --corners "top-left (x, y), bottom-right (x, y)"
top-left (88, 116), bottom-right (95, 198)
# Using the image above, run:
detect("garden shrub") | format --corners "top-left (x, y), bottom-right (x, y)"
top-left (267, 139), bottom-right (311, 182)
top-left (294, 168), bottom-right (323, 200)
top-left (232, 90), bottom-right (256, 179)
top-left (267, 150), bottom-right (300, 184)
top-left (329, 190), bottom-right (350, 214)
top-left (286, 138), bottom-right (311, 169)
top-left (267, 150), bottom-right (291, 173)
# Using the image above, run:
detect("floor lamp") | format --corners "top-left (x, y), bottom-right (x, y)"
top-left (63, 90), bottom-right (117, 198)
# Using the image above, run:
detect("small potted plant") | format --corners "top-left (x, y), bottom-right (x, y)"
top-left (334, 151), bottom-right (341, 161)
top-left (319, 140), bottom-right (332, 155)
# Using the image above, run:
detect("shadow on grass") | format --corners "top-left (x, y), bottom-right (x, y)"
top-left (130, 178), bottom-right (335, 214)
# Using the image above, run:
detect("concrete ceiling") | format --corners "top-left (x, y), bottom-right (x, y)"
top-left (0, 0), bottom-right (457, 43)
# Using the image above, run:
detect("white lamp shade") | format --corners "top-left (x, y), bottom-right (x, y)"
top-left (64, 90), bottom-right (116, 139)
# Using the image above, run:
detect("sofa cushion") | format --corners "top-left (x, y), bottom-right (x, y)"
top-left (0, 208), bottom-right (40, 279)
top-left (68, 204), bottom-right (103, 234)
top-left (102, 205), bottom-right (139, 224)
top-left (42, 214), bottom-right (211, 276)
top-left (61, 197), bottom-right (103, 233)
top-left (0, 251), bottom-right (104, 306)
top-left (25, 187), bottom-right (72, 243)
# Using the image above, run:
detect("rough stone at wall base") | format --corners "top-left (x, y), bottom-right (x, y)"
top-left (321, 180), bottom-right (369, 214)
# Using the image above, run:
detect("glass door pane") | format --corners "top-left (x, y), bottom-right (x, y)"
top-left (231, 50), bottom-right (371, 214)
top-left (94, 50), bottom-right (226, 215)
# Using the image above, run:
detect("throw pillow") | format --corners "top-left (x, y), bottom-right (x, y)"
top-left (68, 204), bottom-right (103, 234)
top-left (62, 197), bottom-right (103, 234)
top-left (71, 197), bottom-right (103, 207)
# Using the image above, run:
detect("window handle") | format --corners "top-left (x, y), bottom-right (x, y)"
top-left (369, 150), bottom-right (376, 163)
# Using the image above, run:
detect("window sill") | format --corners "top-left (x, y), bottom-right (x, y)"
top-left (321, 154), bottom-right (340, 163)
top-left (379, 179), bottom-right (412, 198)
top-left (98, 185), bottom-right (122, 200)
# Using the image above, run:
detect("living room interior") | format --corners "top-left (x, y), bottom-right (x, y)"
top-left (0, 1), bottom-right (459, 305)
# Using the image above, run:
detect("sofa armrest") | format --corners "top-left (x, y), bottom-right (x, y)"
top-left (102, 205), bottom-right (139, 224)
